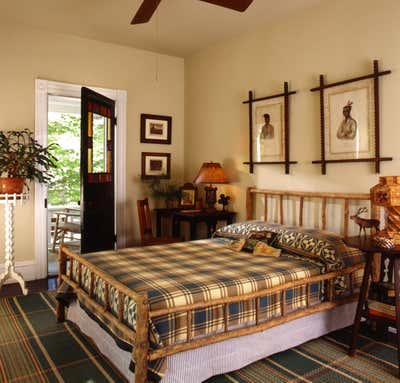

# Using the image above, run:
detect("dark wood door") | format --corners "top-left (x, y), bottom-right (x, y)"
top-left (80, 87), bottom-right (115, 253)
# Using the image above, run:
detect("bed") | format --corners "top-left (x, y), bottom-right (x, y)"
top-left (56, 188), bottom-right (378, 383)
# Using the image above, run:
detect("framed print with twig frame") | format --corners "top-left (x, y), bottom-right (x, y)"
top-left (243, 82), bottom-right (297, 174)
top-left (311, 60), bottom-right (392, 174)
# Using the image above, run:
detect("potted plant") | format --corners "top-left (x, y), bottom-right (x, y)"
top-left (144, 178), bottom-right (181, 208)
top-left (0, 129), bottom-right (57, 194)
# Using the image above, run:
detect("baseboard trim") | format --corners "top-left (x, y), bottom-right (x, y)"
top-left (0, 261), bottom-right (38, 284)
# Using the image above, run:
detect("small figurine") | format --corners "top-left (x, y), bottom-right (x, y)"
top-left (218, 194), bottom-right (231, 211)
top-left (350, 207), bottom-right (380, 237)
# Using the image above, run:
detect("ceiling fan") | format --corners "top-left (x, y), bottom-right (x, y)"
top-left (131, 0), bottom-right (254, 25)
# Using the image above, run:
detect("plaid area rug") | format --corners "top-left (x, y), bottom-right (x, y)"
top-left (0, 291), bottom-right (127, 383)
top-left (1, 292), bottom-right (399, 383)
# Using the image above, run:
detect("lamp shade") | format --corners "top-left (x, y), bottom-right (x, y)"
top-left (194, 162), bottom-right (229, 185)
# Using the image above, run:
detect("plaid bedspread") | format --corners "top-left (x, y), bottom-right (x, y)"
top-left (59, 238), bottom-right (362, 382)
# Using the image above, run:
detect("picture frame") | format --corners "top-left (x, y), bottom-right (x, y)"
top-left (141, 152), bottom-right (171, 179)
top-left (140, 114), bottom-right (172, 144)
top-left (243, 82), bottom-right (297, 174)
top-left (311, 60), bottom-right (392, 174)
top-left (179, 183), bottom-right (197, 209)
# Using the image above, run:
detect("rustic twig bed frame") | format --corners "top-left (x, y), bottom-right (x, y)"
top-left (57, 188), bottom-right (376, 383)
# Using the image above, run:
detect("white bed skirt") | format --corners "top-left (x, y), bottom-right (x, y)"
top-left (67, 301), bottom-right (357, 383)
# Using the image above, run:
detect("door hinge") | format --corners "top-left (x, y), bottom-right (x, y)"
top-left (114, 117), bottom-right (117, 126)
top-left (44, 198), bottom-right (47, 208)
top-left (114, 234), bottom-right (118, 243)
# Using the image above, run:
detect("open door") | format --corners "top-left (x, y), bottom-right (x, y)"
top-left (81, 87), bottom-right (116, 253)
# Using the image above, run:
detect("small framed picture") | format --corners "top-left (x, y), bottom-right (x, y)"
top-left (324, 79), bottom-right (375, 160)
top-left (252, 97), bottom-right (285, 162)
top-left (141, 152), bottom-right (171, 179)
top-left (140, 114), bottom-right (172, 144)
top-left (179, 183), bottom-right (197, 209)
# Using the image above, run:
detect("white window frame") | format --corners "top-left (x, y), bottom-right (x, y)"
top-left (34, 79), bottom-right (127, 279)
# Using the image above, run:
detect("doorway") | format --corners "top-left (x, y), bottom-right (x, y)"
top-left (34, 80), bottom-right (127, 280)
top-left (47, 95), bottom-right (81, 275)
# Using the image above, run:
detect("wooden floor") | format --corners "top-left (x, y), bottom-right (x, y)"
top-left (0, 277), bottom-right (57, 298)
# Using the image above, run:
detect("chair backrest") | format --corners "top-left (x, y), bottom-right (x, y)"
top-left (137, 198), bottom-right (154, 241)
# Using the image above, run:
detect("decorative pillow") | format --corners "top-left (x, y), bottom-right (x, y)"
top-left (253, 242), bottom-right (281, 257)
top-left (226, 238), bottom-right (246, 252)
top-left (274, 227), bottom-right (355, 271)
top-left (214, 221), bottom-right (284, 239)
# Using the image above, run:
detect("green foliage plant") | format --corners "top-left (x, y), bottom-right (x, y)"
top-left (0, 129), bottom-right (57, 186)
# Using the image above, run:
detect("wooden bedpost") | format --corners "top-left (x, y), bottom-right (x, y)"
top-left (56, 246), bottom-right (67, 323)
top-left (246, 187), bottom-right (254, 220)
top-left (134, 293), bottom-right (149, 383)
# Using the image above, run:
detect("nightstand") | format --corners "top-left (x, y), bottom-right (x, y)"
top-left (344, 236), bottom-right (400, 377)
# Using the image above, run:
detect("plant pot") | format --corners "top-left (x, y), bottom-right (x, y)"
top-left (0, 178), bottom-right (25, 194)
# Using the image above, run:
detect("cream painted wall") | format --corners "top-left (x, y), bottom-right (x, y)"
top-left (185, 0), bottom-right (400, 229)
top-left (0, 23), bottom-right (184, 264)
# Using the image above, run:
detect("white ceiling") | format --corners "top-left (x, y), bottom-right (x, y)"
top-left (0, 0), bottom-right (324, 57)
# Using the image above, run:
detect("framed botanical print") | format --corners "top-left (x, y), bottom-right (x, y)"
top-left (179, 183), bottom-right (197, 209)
top-left (243, 82), bottom-right (297, 174)
top-left (141, 152), bottom-right (170, 179)
top-left (140, 114), bottom-right (172, 144)
top-left (324, 79), bottom-right (375, 161)
top-left (252, 97), bottom-right (285, 162)
top-left (311, 60), bottom-right (392, 174)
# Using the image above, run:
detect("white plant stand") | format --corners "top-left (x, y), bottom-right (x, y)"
top-left (0, 193), bottom-right (29, 295)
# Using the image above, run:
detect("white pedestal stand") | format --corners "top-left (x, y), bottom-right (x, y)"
top-left (0, 193), bottom-right (29, 295)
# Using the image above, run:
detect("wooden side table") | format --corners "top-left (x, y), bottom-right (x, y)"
top-left (0, 193), bottom-right (29, 295)
top-left (172, 210), bottom-right (236, 240)
top-left (344, 236), bottom-right (400, 376)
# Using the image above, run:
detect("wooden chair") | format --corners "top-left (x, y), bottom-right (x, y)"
top-left (137, 198), bottom-right (182, 246)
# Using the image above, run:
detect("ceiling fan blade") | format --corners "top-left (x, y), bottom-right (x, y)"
top-left (131, 0), bottom-right (162, 24)
top-left (199, 0), bottom-right (254, 12)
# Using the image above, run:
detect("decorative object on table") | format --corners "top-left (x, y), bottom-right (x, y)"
top-left (194, 162), bottom-right (229, 212)
top-left (372, 235), bottom-right (395, 249)
top-left (140, 114), bottom-right (172, 144)
top-left (179, 183), bottom-right (197, 209)
top-left (218, 194), bottom-right (230, 211)
top-left (195, 197), bottom-right (203, 210)
top-left (0, 193), bottom-right (29, 295)
top-left (310, 60), bottom-right (392, 175)
top-left (350, 207), bottom-right (380, 237)
top-left (0, 129), bottom-right (57, 193)
top-left (242, 82), bottom-right (297, 174)
top-left (141, 152), bottom-right (171, 179)
top-left (371, 175), bottom-right (400, 244)
top-left (143, 177), bottom-right (180, 208)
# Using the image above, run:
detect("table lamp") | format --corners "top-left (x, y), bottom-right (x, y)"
top-left (194, 162), bottom-right (229, 211)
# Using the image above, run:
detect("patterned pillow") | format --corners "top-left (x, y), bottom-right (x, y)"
top-left (214, 221), bottom-right (284, 239)
top-left (274, 227), bottom-right (353, 271)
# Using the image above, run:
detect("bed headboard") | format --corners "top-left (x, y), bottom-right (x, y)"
top-left (246, 187), bottom-right (378, 238)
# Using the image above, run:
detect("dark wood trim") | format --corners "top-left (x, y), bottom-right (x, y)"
top-left (141, 152), bottom-right (171, 179)
top-left (373, 60), bottom-right (381, 173)
top-left (248, 91), bottom-right (254, 174)
top-left (310, 69), bottom-right (391, 92)
top-left (242, 90), bottom-right (297, 104)
top-left (319, 75), bottom-right (326, 175)
top-left (140, 113), bottom-right (172, 145)
top-left (312, 157), bottom-right (392, 164)
top-left (243, 161), bottom-right (298, 165)
top-left (284, 82), bottom-right (290, 174)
